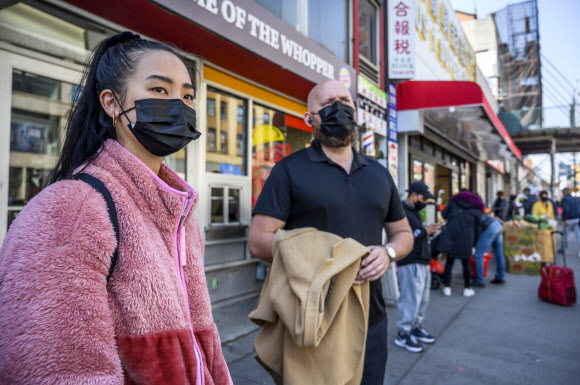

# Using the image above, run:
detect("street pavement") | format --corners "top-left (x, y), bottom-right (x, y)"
top-left (215, 230), bottom-right (580, 385)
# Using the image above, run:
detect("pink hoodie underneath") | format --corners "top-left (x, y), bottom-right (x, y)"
top-left (0, 140), bottom-right (232, 385)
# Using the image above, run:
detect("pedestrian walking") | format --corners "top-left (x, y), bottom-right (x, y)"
top-left (0, 32), bottom-right (231, 384)
top-left (472, 214), bottom-right (506, 287)
top-left (562, 187), bottom-right (580, 257)
top-left (395, 182), bottom-right (439, 353)
top-left (532, 190), bottom-right (556, 220)
top-left (506, 194), bottom-right (518, 220)
top-left (522, 187), bottom-right (538, 215)
top-left (248, 79), bottom-right (414, 385)
top-left (491, 191), bottom-right (508, 221)
top-left (437, 191), bottom-right (484, 297)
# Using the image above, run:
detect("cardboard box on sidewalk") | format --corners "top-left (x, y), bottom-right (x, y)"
top-left (503, 227), bottom-right (552, 275)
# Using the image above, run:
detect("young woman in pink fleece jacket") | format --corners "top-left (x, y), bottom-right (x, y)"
top-left (0, 32), bottom-right (231, 385)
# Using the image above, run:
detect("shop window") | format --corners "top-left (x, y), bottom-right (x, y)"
top-left (424, 163), bottom-right (436, 193)
top-left (205, 87), bottom-right (247, 175)
top-left (210, 187), bottom-right (224, 223)
top-left (412, 159), bottom-right (423, 183)
top-left (358, 0), bottom-right (378, 64)
top-left (207, 128), bottom-right (217, 152)
top-left (460, 161), bottom-right (467, 190)
top-left (237, 134), bottom-right (244, 156)
top-left (424, 141), bottom-right (434, 156)
top-left (220, 101), bottom-right (227, 120)
top-left (207, 98), bottom-right (216, 117)
top-left (220, 131), bottom-right (228, 154)
top-left (237, 106), bottom-right (244, 123)
top-left (209, 186), bottom-right (241, 225)
top-left (452, 172), bottom-right (460, 195)
top-left (252, 104), bottom-right (312, 207)
top-left (256, 0), bottom-right (348, 61)
top-left (7, 70), bottom-right (73, 229)
top-left (228, 188), bottom-right (241, 223)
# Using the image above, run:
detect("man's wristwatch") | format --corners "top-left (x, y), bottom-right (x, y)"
top-left (384, 244), bottom-right (396, 262)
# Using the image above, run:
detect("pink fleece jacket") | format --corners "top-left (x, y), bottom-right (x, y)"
top-left (0, 140), bottom-right (232, 385)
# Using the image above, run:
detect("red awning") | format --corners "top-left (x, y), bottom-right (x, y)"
top-left (397, 81), bottom-right (522, 160)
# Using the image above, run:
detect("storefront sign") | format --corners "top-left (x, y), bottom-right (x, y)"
top-left (415, 0), bottom-right (476, 81)
top-left (387, 82), bottom-right (398, 180)
top-left (152, 0), bottom-right (356, 94)
top-left (357, 75), bottom-right (387, 136)
top-left (388, 0), bottom-right (416, 79)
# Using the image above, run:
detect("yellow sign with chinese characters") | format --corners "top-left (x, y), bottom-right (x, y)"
top-left (415, 0), bottom-right (475, 81)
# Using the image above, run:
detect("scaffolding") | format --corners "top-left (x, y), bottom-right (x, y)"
top-left (493, 0), bottom-right (542, 130)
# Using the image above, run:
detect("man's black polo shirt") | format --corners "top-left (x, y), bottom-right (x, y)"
top-left (253, 140), bottom-right (405, 325)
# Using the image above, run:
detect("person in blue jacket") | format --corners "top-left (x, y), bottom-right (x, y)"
top-left (562, 187), bottom-right (580, 257)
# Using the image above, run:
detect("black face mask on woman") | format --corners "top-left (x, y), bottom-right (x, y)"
top-left (315, 100), bottom-right (357, 138)
top-left (119, 98), bottom-right (201, 157)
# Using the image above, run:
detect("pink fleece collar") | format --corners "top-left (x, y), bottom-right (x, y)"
top-left (105, 140), bottom-right (196, 201)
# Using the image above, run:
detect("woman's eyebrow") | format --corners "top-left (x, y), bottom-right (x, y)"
top-left (145, 74), bottom-right (193, 91)
top-left (145, 74), bottom-right (173, 84)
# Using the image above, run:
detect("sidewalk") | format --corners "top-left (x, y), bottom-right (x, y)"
top-left (217, 231), bottom-right (580, 385)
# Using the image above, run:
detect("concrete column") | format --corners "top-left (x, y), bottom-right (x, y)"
top-left (550, 138), bottom-right (556, 196)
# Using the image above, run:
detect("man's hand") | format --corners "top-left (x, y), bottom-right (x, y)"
top-left (354, 245), bottom-right (390, 285)
top-left (425, 223), bottom-right (440, 235)
top-left (565, 220), bottom-right (570, 226)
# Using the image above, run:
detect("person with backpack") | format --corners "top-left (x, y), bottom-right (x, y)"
top-left (437, 191), bottom-right (484, 297)
top-left (0, 32), bottom-right (231, 384)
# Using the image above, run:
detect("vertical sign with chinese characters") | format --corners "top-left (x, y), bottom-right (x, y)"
top-left (387, 82), bottom-right (398, 181)
top-left (388, 0), bottom-right (415, 79)
top-left (357, 76), bottom-right (388, 136)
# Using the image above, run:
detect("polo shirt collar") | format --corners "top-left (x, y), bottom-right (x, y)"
top-left (307, 140), bottom-right (370, 167)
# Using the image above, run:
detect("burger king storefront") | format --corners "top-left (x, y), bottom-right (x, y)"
top-left (0, 0), bottom-right (356, 305)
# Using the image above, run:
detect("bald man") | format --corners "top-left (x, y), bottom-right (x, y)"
top-left (249, 80), bottom-right (413, 384)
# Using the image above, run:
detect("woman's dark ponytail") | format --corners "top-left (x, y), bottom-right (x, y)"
top-left (48, 32), bottom-right (184, 184)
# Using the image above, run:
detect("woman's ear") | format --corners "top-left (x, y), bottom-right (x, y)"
top-left (100, 89), bottom-right (117, 118)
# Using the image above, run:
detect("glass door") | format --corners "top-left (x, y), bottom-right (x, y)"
top-left (0, 54), bottom-right (83, 239)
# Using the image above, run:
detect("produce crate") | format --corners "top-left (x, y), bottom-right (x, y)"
top-left (503, 227), bottom-right (552, 275)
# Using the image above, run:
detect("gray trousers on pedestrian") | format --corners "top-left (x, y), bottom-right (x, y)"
top-left (396, 263), bottom-right (431, 333)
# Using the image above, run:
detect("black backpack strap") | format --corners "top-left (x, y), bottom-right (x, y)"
top-left (73, 173), bottom-right (119, 283)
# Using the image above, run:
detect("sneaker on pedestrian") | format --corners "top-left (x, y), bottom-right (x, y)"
top-left (490, 278), bottom-right (506, 284)
top-left (471, 280), bottom-right (485, 288)
top-left (411, 327), bottom-right (435, 344)
top-left (463, 288), bottom-right (475, 297)
top-left (442, 286), bottom-right (452, 296)
top-left (395, 332), bottom-right (424, 353)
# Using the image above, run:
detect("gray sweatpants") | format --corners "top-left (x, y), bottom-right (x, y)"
top-left (396, 263), bottom-right (431, 333)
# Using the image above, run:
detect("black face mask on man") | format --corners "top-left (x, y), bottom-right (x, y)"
top-left (414, 199), bottom-right (427, 211)
top-left (117, 97), bottom-right (201, 157)
top-left (314, 100), bottom-right (357, 138)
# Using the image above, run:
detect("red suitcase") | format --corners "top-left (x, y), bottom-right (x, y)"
top-left (538, 231), bottom-right (576, 306)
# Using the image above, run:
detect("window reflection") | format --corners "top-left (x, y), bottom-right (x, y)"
top-left (8, 70), bottom-right (72, 229)
top-left (252, 104), bottom-right (312, 207)
top-left (256, 0), bottom-right (348, 61)
top-left (358, 0), bottom-right (377, 63)
top-left (211, 187), bottom-right (224, 223)
top-left (205, 87), bottom-right (247, 175)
